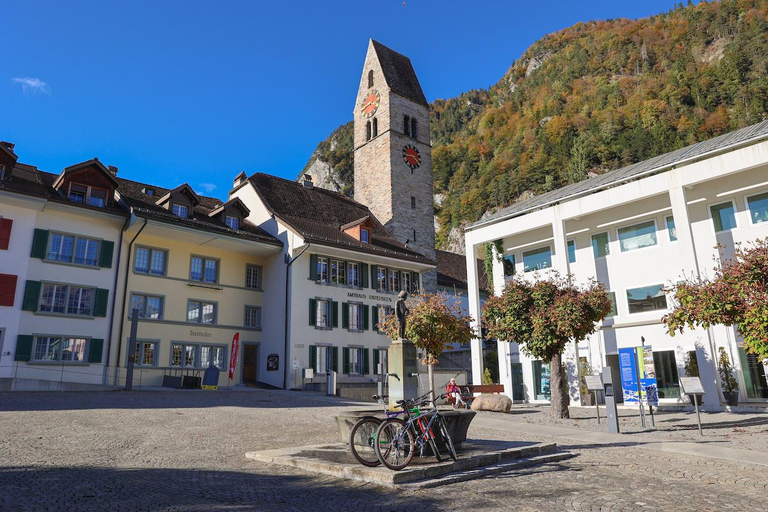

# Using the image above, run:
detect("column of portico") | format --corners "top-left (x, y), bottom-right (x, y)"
top-left (465, 234), bottom-right (485, 385)
top-left (490, 243), bottom-right (515, 397)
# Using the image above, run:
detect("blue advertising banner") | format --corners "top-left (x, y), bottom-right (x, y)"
top-left (619, 347), bottom-right (639, 403)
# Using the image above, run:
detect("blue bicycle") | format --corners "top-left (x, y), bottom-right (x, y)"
top-left (348, 394), bottom-right (420, 467)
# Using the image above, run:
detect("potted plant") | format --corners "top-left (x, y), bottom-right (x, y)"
top-left (718, 347), bottom-right (739, 406)
top-left (683, 351), bottom-right (702, 406)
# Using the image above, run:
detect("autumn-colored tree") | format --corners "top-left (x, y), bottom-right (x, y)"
top-left (380, 293), bottom-right (474, 401)
top-left (482, 273), bottom-right (612, 419)
top-left (664, 238), bottom-right (768, 360)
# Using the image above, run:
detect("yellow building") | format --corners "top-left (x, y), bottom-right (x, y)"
top-left (108, 179), bottom-right (282, 389)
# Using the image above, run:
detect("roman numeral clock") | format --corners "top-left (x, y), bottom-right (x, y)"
top-left (402, 144), bottom-right (421, 170)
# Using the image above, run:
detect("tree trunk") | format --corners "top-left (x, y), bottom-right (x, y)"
top-left (428, 356), bottom-right (436, 405)
top-left (550, 352), bottom-right (570, 419)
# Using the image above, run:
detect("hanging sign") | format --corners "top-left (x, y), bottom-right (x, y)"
top-left (229, 333), bottom-right (240, 380)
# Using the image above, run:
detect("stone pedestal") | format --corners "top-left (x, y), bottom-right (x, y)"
top-left (387, 338), bottom-right (418, 411)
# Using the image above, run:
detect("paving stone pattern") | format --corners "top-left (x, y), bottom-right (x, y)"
top-left (0, 390), bottom-right (765, 511)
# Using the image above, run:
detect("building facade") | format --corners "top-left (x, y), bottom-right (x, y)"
top-left (464, 121), bottom-right (768, 410)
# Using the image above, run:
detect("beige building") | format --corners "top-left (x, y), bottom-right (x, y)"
top-left (107, 179), bottom-right (282, 388)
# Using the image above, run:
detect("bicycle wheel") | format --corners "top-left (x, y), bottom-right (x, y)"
top-left (349, 416), bottom-right (383, 467)
top-left (375, 418), bottom-right (415, 471)
top-left (418, 417), bottom-right (442, 462)
top-left (437, 416), bottom-right (457, 461)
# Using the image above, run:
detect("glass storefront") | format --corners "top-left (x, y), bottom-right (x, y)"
top-left (738, 347), bottom-right (768, 400)
top-left (652, 350), bottom-right (680, 399)
top-left (532, 360), bottom-right (551, 401)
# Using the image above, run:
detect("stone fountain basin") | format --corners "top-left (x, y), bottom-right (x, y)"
top-left (335, 409), bottom-right (476, 445)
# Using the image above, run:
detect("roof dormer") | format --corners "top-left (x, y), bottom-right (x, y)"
top-left (52, 158), bottom-right (119, 208)
top-left (154, 183), bottom-right (200, 218)
top-left (233, 171), bottom-right (248, 190)
top-left (340, 215), bottom-right (376, 243)
top-left (208, 197), bottom-right (250, 231)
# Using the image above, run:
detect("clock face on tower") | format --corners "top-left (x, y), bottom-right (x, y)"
top-left (402, 144), bottom-right (421, 170)
top-left (360, 90), bottom-right (381, 118)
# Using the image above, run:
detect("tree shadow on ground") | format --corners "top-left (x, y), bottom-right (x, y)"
top-left (0, 465), bottom-right (439, 511)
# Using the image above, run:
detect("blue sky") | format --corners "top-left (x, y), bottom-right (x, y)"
top-left (4, 0), bottom-right (682, 197)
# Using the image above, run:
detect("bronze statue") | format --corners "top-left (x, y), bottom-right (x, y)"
top-left (396, 290), bottom-right (409, 339)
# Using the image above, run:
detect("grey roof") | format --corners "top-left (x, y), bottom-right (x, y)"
top-left (371, 40), bottom-right (428, 107)
top-left (468, 120), bottom-right (768, 230)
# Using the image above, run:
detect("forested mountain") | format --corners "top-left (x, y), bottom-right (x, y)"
top-left (301, 0), bottom-right (768, 251)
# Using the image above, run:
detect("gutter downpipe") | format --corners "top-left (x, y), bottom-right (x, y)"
top-left (113, 215), bottom-right (148, 386)
top-left (102, 212), bottom-right (131, 386)
top-left (283, 242), bottom-right (310, 390)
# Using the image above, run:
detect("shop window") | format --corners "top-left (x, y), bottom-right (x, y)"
top-left (532, 360), bottom-right (551, 401)
top-left (652, 350), bottom-right (680, 399)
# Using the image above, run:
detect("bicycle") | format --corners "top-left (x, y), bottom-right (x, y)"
top-left (374, 391), bottom-right (458, 471)
top-left (348, 395), bottom-right (420, 467)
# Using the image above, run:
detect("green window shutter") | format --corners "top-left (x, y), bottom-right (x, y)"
top-left (88, 338), bottom-right (104, 363)
top-left (15, 335), bottom-right (34, 362)
top-left (361, 263), bottom-right (369, 288)
top-left (93, 289), bottom-right (109, 317)
top-left (372, 306), bottom-right (379, 332)
top-left (363, 349), bottom-right (370, 375)
top-left (22, 280), bottom-right (41, 312)
top-left (363, 305), bottom-right (370, 330)
top-left (309, 298), bottom-right (317, 326)
top-left (99, 241), bottom-right (115, 268)
top-left (370, 265), bottom-right (378, 289)
top-left (332, 346), bottom-right (339, 373)
top-left (332, 301), bottom-right (339, 328)
top-left (30, 229), bottom-right (49, 259)
top-left (342, 302), bottom-right (349, 329)
top-left (309, 345), bottom-right (317, 371)
top-left (343, 347), bottom-right (350, 374)
top-left (373, 349), bottom-right (380, 374)
top-left (309, 254), bottom-right (318, 280)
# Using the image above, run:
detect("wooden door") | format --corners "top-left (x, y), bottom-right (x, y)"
top-left (243, 345), bottom-right (257, 382)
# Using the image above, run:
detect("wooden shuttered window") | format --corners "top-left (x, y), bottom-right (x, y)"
top-left (309, 298), bottom-right (317, 326)
top-left (373, 349), bottom-right (380, 374)
top-left (370, 265), bottom-right (378, 289)
top-left (331, 346), bottom-right (339, 373)
top-left (361, 263), bottom-right (369, 288)
top-left (309, 254), bottom-right (318, 281)
top-left (15, 335), bottom-right (33, 361)
top-left (332, 301), bottom-right (339, 328)
top-left (88, 339), bottom-right (104, 363)
top-left (309, 345), bottom-right (317, 371)
top-left (93, 289), bottom-right (109, 317)
top-left (363, 348), bottom-right (370, 375)
top-left (363, 305), bottom-right (370, 330)
top-left (341, 302), bottom-right (349, 329)
top-left (30, 229), bottom-right (48, 259)
top-left (372, 306), bottom-right (379, 332)
top-left (0, 273), bottom-right (18, 307)
top-left (22, 280), bottom-right (41, 312)
top-left (0, 218), bottom-right (12, 250)
top-left (99, 241), bottom-right (115, 268)
top-left (343, 347), bottom-right (350, 374)
top-left (412, 272), bottom-right (420, 293)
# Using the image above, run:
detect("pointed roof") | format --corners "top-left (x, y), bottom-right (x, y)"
top-left (370, 40), bottom-right (428, 107)
top-left (52, 157), bottom-right (120, 189)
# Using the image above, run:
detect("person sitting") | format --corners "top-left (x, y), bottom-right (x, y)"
top-left (445, 378), bottom-right (466, 410)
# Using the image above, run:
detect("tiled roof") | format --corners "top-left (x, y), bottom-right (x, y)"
top-left (469, 120), bottom-right (768, 230)
top-left (436, 249), bottom-right (490, 293)
top-left (371, 40), bottom-right (428, 107)
top-left (116, 177), bottom-right (282, 247)
top-left (247, 173), bottom-right (433, 264)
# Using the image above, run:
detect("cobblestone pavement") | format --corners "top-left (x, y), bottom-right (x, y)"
top-left (1, 390), bottom-right (766, 511)
top-left (478, 404), bottom-right (768, 452)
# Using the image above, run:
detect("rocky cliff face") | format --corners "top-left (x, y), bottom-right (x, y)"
top-left (301, 151), bottom-right (343, 193)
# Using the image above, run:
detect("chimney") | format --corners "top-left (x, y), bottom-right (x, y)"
top-left (107, 165), bottom-right (118, 176)
top-left (0, 141), bottom-right (15, 152)
top-left (303, 174), bottom-right (313, 188)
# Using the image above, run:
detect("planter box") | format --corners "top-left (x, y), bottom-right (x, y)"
top-left (687, 395), bottom-right (702, 406)
top-left (723, 390), bottom-right (739, 406)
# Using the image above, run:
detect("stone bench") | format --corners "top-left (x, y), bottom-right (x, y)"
top-left (335, 409), bottom-right (476, 445)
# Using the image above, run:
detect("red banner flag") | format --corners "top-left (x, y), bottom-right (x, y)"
top-left (229, 332), bottom-right (240, 380)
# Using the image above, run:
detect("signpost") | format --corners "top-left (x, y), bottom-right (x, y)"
top-left (619, 344), bottom-right (659, 428)
top-left (585, 375), bottom-right (604, 424)
top-left (680, 377), bottom-right (706, 436)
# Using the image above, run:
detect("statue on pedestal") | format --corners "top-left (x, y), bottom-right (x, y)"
top-left (396, 290), bottom-right (409, 340)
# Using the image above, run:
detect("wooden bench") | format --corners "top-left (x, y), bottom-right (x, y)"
top-left (446, 384), bottom-right (505, 408)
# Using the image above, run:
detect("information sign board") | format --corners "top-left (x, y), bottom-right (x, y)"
top-left (584, 375), bottom-right (603, 391)
top-left (680, 376), bottom-right (705, 395)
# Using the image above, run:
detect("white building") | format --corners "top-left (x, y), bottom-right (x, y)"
top-left (464, 121), bottom-right (768, 409)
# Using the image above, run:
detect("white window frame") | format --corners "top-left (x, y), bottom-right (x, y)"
top-left (522, 245), bottom-right (553, 273)
top-left (129, 293), bottom-right (164, 320)
top-left (361, 229), bottom-right (370, 243)
top-left (46, 232), bottom-right (102, 267)
top-left (38, 282), bottom-right (95, 317)
top-left (245, 264), bottom-right (261, 290)
top-left (708, 199), bottom-right (740, 234)
top-left (591, 231), bottom-right (611, 259)
top-left (244, 305), bottom-right (262, 328)
top-left (190, 255), bottom-right (219, 283)
top-left (317, 256), bottom-right (329, 283)
top-left (330, 259), bottom-right (346, 285)
top-left (348, 346), bottom-right (363, 375)
top-left (348, 303), bottom-right (363, 331)
top-left (665, 215), bottom-right (678, 243)
top-left (348, 262), bottom-right (360, 287)
top-left (377, 267), bottom-right (387, 291)
top-left (315, 345), bottom-right (333, 374)
top-left (134, 340), bottom-right (158, 366)
top-left (200, 345), bottom-right (226, 369)
top-left (376, 348), bottom-right (388, 375)
top-left (32, 335), bottom-right (89, 363)
top-left (68, 182), bottom-right (108, 207)
top-left (316, 299), bottom-right (331, 328)
top-left (388, 269), bottom-right (399, 292)
top-left (134, 246), bottom-right (167, 276)
top-left (225, 215), bottom-right (240, 230)
top-left (172, 203), bottom-right (189, 218)
top-left (401, 271), bottom-right (411, 294)
top-left (616, 219), bottom-right (658, 253)
top-left (187, 300), bottom-right (217, 324)
top-left (744, 190), bottom-right (768, 226)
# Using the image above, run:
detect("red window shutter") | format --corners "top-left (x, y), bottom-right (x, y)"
top-left (0, 219), bottom-right (12, 250)
top-left (0, 274), bottom-right (18, 307)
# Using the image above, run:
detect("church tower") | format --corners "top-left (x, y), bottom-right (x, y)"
top-left (353, 40), bottom-right (436, 290)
